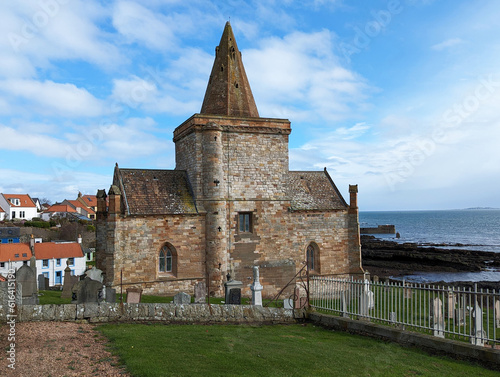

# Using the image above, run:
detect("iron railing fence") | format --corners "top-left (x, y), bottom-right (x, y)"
top-left (310, 276), bottom-right (500, 348)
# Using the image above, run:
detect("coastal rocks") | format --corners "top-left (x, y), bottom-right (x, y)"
top-left (361, 235), bottom-right (500, 280)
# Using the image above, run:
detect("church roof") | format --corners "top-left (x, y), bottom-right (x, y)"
top-left (114, 168), bottom-right (198, 215)
top-left (200, 22), bottom-right (259, 118)
top-left (286, 171), bottom-right (348, 211)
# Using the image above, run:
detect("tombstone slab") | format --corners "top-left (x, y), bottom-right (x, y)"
top-left (224, 279), bottom-right (243, 305)
top-left (16, 264), bottom-right (38, 305)
top-left (72, 277), bottom-right (103, 304)
top-left (126, 288), bottom-right (142, 304)
top-left (194, 281), bottom-right (206, 304)
top-left (174, 292), bottom-right (191, 305)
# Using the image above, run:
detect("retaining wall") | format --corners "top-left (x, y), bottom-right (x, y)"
top-left (309, 312), bottom-right (500, 371)
top-left (0, 303), bottom-right (305, 324)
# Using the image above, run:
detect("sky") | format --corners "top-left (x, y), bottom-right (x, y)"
top-left (1, 0), bottom-right (499, 211)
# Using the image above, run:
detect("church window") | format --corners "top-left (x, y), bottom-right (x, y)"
top-left (306, 243), bottom-right (320, 273)
top-left (238, 212), bottom-right (252, 233)
top-left (159, 244), bottom-right (176, 275)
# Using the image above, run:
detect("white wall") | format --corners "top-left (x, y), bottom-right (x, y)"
top-left (36, 256), bottom-right (87, 288)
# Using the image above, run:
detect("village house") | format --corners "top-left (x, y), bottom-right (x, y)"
top-left (0, 194), bottom-right (38, 221)
top-left (96, 22), bottom-right (363, 297)
top-left (0, 236), bottom-right (86, 287)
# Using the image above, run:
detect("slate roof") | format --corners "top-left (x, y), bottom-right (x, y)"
top-left (115, 168), bottom-right (198, 215)
top-left (286, 171), bottom-right (347, 211)
top-left (0, 243), bottom-right (32, 262)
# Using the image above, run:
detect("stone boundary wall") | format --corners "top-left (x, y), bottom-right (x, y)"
top-left (0, 303), bottom-right (306, 324)
top-left (309, 312), bottom-right (500, 371)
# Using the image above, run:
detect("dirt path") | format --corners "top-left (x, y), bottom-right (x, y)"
top-left (0, 321), bottom-right (129, 377)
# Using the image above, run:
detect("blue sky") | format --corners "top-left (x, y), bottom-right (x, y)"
top-left (1, 0), bottom-right (499, 210)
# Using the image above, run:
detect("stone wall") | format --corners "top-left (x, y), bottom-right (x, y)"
top-left (0, 303), bottom-right (305, 324)
top-left (101, 215), bottom-right (206, 296)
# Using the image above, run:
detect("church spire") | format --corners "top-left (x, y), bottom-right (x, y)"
top-left (200, 22), bottom-right (259, 118)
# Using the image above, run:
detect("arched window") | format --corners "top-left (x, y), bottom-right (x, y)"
top-left (159, 244), bottom-right (176, 274)
top-left (306, 243), bottom-right (320, 273)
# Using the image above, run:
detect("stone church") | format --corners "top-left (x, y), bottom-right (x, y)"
top-left (96, 22), bottom-right (363, 297)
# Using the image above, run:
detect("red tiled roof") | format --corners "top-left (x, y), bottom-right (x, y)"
top-left (68, 200), bottom-right (95, 214)
top-left (0, 243), bottom-right (33, 262)
top-left (34, 242), bottom-right (84, 259)
top-left (46, 205), bottom-right (77, 213)
top-left (2, 194), bottom-right (36, 208)
top-left (82, 195), bottom-right (97, 207)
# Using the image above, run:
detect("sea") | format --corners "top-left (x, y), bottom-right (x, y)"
top-left (359, 209), bottom-right (500, 283)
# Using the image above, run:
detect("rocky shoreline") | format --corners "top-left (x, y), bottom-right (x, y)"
top-left (361, 235), bottom-right (500, 290)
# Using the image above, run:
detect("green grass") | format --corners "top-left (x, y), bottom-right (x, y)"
top-left (38, 290), bottom-right (72, 305)
top-left (97, 323), bottom-right (498, 377)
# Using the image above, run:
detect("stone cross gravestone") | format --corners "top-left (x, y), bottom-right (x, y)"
top-left (126, 288), bottom-right (142, 303)
top-left (194, 281), bottom-right (206, 304)
top-left (250, 266), bottom-right (263, 306)
top-left (72, 276), bottom-right (103, 304)
top-left (173, 292), bottom-right (191, 304)
top-left (16, 264), bottom-right (38, 305)
top-left (61, 264), bottom-right (79, 299)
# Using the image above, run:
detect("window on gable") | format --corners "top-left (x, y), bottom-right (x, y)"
top-left (159, 244), bottom-right (177, 275)
top-left (238, 212), bottom-right (253, 233)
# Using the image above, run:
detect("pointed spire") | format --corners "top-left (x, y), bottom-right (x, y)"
top-left (200, 22), bottom-right (259, 118)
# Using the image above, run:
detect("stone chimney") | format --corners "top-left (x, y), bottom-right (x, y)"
top-left (349, 184), bottom-right (358, 211)
top-left (108, 185), bottom-right (121, 214)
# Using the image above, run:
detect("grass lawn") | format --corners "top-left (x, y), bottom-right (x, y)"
top-left (98, 323), bottom-right (498, 377)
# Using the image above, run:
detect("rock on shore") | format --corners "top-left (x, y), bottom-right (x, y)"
top-left (361, 235), bottom-right (500, 289)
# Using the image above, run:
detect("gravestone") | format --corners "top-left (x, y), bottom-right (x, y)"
top-left (363, 279), bottom-right (374, 310)
top-left (471, 301), bottom-right (486, 347)
top-left (432, 297), bottom-right (445, 338)
top-left (447, 291), bottom-right (456, 319)
top-left (455, 307), bottom-right (465, 326)
top-left (294, 287), bottom-right (307, 309)
top-left (495, 300), bottom-right (500, 328)
top-left (283, 298), bottom-right (293, 309)
top-left (37, 274), bottom-right (49, 291)
top-left (194, 281), bottom-right (206, 303)
top-left (250, 266), bottom-right (263, 306)
top-left (224, 278), bottom-right (243, 305)
top-left (126, 288), bottom-right (142, 303)
top-left (72, 276), bottom-right (103, 304)
top-left (61, 264), bottom-right (79, 299)
top-left (341, 291), bottom-right (349, 318)
top-left (85, 266), bottom-right (104, 283)
top-left (389, 311), bottom-right (397, 323)
top-left (173, 291), bottom-right (191, 304)
top-left (228, 288), bottom-right (241, 305)
top-left (16, 264), bottom-right (38, 305)
top-left (104, 286), bottom-right (117, 303)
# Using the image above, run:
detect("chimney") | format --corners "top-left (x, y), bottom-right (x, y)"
top-left (30, 234), bottom-right (35, 254)
top-left (349, 184), bottom-right (358, 210)
top-left (108, 185), bottom-right (121, 214)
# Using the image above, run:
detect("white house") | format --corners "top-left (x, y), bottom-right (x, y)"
top-left (35, 241), bottom-right (87, 287)
top-left (0, 243), bottom-right (32, 276)
top-left (0, 194), bottom-right (38, 221)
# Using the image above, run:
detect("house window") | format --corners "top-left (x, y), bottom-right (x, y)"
top-left (22, 253), bottom-right (27, 257)
top-left (12, 211), bottom-right (16, 219)
top-left (56, 259), bottom-right (61, 266)
top-left (306, 243), bottom-right (320, 273)
top-left (43, 259), bottom-right (49, 268)
top-left (68, 258), bottom-right (74, 266)
top-left (23, 261), bottom-right (28, 265)
top-left (14, 254), bottom-right (19, 258)
top-left (8, 239), bottom-right (13, 244)
top-left (0, 262), bottom-right (5, 268)
top-left (159, 244), bottom-right (177, 275)
top-left (238, 212), bottom-right (252, 233)
top-left (20, 211), bottom-right (25, 218)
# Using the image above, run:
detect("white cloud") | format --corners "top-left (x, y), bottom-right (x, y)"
top-left (431, 38), bottom-right (463, 51)
top-left (244, 29), bottom-right (370, 122)
top-left (0, 79), bottom-right (108, 117)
